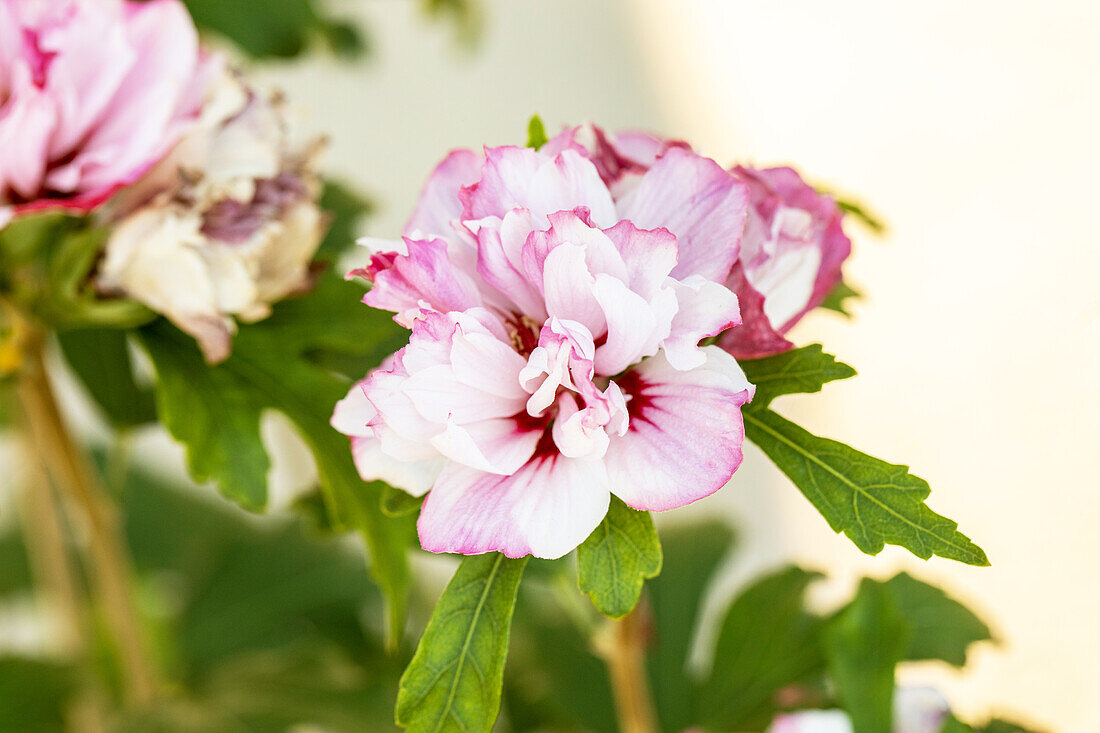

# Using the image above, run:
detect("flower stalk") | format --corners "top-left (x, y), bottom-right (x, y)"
top-left (14, 320), bottom-right (159, 708)
top-left (594, 603), bottom-right (660, 733)
top-left (17, 435), bottom-right (107, 732)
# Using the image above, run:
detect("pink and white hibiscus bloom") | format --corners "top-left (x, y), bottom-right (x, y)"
top-left (333, 142), bottom-right (755, 559)
top-left (545, 124), bottom-right (852, 359)
top-left (0, 0), bottom-right (216, 228)
top-left (766, 687), bottom-right (951, 733)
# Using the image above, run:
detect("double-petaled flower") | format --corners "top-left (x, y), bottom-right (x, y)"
top-left (547, 125), bottom-right (852, 358)
top-left (334, 142), bottom-right (756, 558)
top-left (334, 124), bottom-right (853, 558)
top-left (0, 0), bottom-right (215, 227)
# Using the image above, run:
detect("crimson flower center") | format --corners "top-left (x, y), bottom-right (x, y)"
top-left (505, 313), bottom-right (541, 357)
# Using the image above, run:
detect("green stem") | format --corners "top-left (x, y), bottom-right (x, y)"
top-left (16, 434), bottom-right (107, 732)
top-left (15, 325), bottom-right (159, 708)
top-left (594, 603), bottom-right (660, 733)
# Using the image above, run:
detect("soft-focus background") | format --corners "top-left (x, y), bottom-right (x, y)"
top-left (249, 1), bottom-right (1098, 730)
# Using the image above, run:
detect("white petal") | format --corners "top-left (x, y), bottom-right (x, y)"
top-left (418, 456), bottom-right (610, 559)
top-left (604, 347), bottom-right (753, 511)
top-left (350, 436), bottom-right (442, 497)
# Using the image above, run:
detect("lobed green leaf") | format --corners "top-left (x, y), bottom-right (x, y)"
top-left (138, 274), bottom-right (412, 643)
top-left (576, 495), bottom-right (662, 618)
top-left (740, 343), bottom-right (856, 408)
top-left (396, 553), bottom-right (527, 733)
top-left (941, 715), bottom-right (978, 733)
top-left (745, 407), bottom-right (988, 565)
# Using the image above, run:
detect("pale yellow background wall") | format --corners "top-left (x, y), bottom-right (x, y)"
top-left (259, 2), bottom-right (1099, 730)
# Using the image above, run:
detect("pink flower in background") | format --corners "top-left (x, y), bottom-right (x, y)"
top-left (547, 124), bottom-right (852, 359)
top-left (334, 143), bottom-right (754, 558)
top-left (719, 165), bottom-right (851, 359)
top-left (0, 0), bottom-right (216, 226)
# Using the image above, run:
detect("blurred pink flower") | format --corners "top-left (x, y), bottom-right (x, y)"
top-left (719, 165), bottom-right (851, 358)
top-left (0, 0), bottom-right (216, 224)
top-left (547, 124), bottom-right (852, 359)
top-left (334, 143), bottom-right (755, 558)
top-left (765, 687), bottom-right (950, 733)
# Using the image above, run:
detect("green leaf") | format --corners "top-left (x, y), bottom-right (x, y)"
top-left (940, 716), bottom-right (977, 733)
top-left (884, 572), bottom-right (992, 666)
top-left (0, 212), bottom-right (76, 267)
top-left (504, 574), bottom-right (616, 733)
top-left (820, 279), bottom-right (862, 318)
top-left (396, 553), bottom-right (527, 733)
top-left (138, 274), bottom-right (412, 642)
top-left (699, 566), bottom-right (826, 730)
top-left (576, 495), bottom-right (662, 618)
top-left (647, 522), bottom-right (735, 733)
top-left (836, 197), bottom-right (887, 235)
top-left (744, 407), bottom-right (989, 565)
top-left (526, 114), bottom-right (549, 150)
top-left (0, 657), bottom-right (77, 733)
top-left (381, 483), bottom-right (425, 518)
top-left (421, 0), bottom-right (482, 46)
top-left (182, 0), bottom-right (365, 59)
top-left (42, 224), bottom-right (152, 330)
top-left (140, 323), bottom-right (270, 509)
top-left (824, 578), bottom-right (910, 733)
top-left (740, 344), bottom-right (856, 408)
top-left (0, 213), bottom-right (150, 330)
top-left (0, 383), bottom-right (14, 433)
top-left (57, 328), bottom-right (156, 430)
top-left (975, 719), bottom-right (1048, 733)
top-left (318, 179), bottom-right (374, 261)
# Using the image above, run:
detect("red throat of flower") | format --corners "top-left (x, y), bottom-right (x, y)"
top-left (506, 313), bottom-right (541, 357)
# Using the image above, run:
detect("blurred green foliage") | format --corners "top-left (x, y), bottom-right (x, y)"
top-left (820, 279), bottom-right (861, 317)
top-left (137, 272), bottom-right (413, 643)
top-left (57, 329), bottom-right (156, 431)
top-left (0, 214), bottom-right (151, 333)
top-left (0, 465), bottom-right (1039, 732)
top-left (182, 0), bottom-right (366, 60)
top-left (177, 0), bottom-right (482, 61)
top-left (0, 463), bottom-right (404, 732)
top-left (318, 180), bottom-right (375, 262)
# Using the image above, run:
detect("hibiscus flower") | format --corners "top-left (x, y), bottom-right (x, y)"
top-left (334, 142), bottom-right (755, 558)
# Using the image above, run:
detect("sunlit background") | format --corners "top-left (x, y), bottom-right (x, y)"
top-left (249, 2), bottom-right (1099, 730)
top-left (2, 1), bottom-right (1093, 730)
